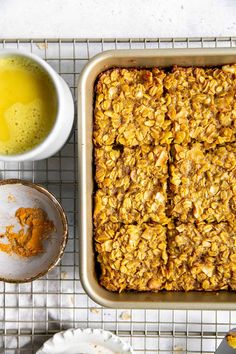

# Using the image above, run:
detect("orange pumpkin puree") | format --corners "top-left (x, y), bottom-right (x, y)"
top-left (0, 208), bottom-right (55, 257)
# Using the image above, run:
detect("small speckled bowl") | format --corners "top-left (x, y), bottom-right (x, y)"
top-left (0, 179), bottom-right (68, 283)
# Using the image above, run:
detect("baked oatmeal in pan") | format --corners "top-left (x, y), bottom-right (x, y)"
top-left (93, 65), bottom-right (236, 292)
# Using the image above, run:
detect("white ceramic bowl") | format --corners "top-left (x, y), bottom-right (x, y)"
top-left (36, 328), bottom-right (134, 354)
top-left (0, 179), bottom-right (68, 282)
top-left (0, 49), bottom-right (74, 161)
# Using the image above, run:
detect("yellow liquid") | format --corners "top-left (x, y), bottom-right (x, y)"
top-left (0, 56), bottom-right (57, 155)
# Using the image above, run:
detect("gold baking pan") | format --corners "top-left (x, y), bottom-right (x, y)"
top-left (78, 48), bottom-right (236, 309)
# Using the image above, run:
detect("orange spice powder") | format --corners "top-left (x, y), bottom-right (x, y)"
top-left (0, 208), bottom-right (55, 257)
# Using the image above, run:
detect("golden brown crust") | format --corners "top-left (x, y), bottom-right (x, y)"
top-left (95, 145), bottom-right (169, 190)
top-left (94, 144), bottom-right (169, 226)
top-left (169, 142), bottom-right (236, 225)
top-left (94, 68), bottom-right (172, 147)
top-left (166, 222), bottom-right (235, 291)
top-left (164, 65), bottom-right (236, 147)
top-left (95, 222), bottom-right (167, 292)
top-left (93, 65), bottom-right (236, 292)
top-left (94, 183), bottom-right (168, 226)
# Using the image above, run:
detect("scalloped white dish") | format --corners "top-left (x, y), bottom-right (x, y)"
top-left (36, 328), bottom-right (134, 354)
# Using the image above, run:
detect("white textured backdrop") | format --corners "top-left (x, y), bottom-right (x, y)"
top-left (0, 0), bottom-right (235, 38)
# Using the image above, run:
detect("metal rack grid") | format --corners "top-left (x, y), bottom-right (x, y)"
top-left (0, 37), bottom-right (236, 354)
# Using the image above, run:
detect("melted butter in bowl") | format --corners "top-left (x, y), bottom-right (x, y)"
top-left (0, 56), bottom-right (57, 155)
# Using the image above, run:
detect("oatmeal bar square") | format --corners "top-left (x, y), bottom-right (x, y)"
top-left (164, 65), bottom-right (236, 147)
top-left (166, 222), bottom-right (234, 291)
top-left (94, 68), bottom-right (172, 147)
top-left (95, 222), bottom-right (167, 292)
top-left (95, 144), bottom-right (169, 190)
top-left (170, 143), bottom-right (236, 225)
top-left (94, 177), bottom-right (168, 226)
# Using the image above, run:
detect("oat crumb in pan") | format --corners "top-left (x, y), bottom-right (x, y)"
top-left (93, 65), bottom-right (236, 292)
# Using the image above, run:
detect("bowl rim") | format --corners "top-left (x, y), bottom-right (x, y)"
top-left (0, 49), bottom-right (62, 162)
top-left (0, 178), bottom-right (68, 283)
top-left (36, 327), bottom-right (134, 354)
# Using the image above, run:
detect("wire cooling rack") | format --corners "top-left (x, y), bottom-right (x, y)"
top-left (1, 37), bottom-right (236, 354)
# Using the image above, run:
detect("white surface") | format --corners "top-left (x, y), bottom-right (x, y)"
top-left (0, 0), bottom-right (235, 39)
top-left (36, 328), bottom-right (133, 354)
